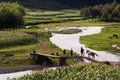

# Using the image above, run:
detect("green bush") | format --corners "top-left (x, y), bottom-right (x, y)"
top-left (0, 2), bottom-right (25, 29)
top-left (14, 63), bottom-right (120, 80)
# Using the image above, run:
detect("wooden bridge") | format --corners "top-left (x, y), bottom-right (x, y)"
top-left (30, 52), bottom-right (120, 66)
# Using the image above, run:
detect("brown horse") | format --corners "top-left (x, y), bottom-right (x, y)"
top-left (86, 50), bottom-right (99, 59)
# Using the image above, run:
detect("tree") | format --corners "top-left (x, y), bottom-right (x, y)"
top-left (80, 7), bottom-right (91, 18)
top-left (80, 1), bottom-right (120, 21)
top-left (0, 2), bottom-right (25, 29)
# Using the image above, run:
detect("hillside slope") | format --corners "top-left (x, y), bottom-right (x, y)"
top-left (0, 0), bottom-right (120, 10)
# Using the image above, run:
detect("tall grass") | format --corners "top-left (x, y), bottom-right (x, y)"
top-left (0, 31), bottom-right (36, 48)
top-left (14, 63), bottom-right (120, 80)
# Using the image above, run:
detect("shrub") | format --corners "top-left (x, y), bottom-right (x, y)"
top-left (14, 63), bottom-right (120, 80)
top-left (0, 2), bottom-right (25, 29)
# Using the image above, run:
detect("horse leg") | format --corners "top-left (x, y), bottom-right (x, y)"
top-left (93, 54), bottom-right (95, 59)
top-left (81, 53), bottom-right (82, 56)
top-left (116, 36), bottom-right (118, 39)
top-left (83, 52), bottom-right (85, 56)
top-left (88, 54), bottom-right (90, 58)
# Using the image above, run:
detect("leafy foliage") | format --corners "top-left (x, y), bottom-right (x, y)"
top-left (14, 63), bottom-right (120, 80)
top-left (0, 2), bottom-right (25, 29)
top-left (80, 2), bottom-right (120, 21)
top-left (1, 0), bottom-right (120, 9)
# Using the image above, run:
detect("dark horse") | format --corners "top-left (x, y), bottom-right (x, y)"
top-left (86, 50), bottom-right (99, 59)
top-left (109, 34), bottom-right (118, 39)
top-left (113, 34), bottom-right (118, 39)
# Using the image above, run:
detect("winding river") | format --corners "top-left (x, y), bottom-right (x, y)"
top-left (0, 26), bottom-right (120, 80)
top-left (50, 27), bottom-right (120, 61)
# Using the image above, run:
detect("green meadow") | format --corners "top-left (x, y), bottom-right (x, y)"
top-left (0, 1), bottom-right (120, 80)
top-left (0, 9), bottom-right (120, 66)
top-left (80, 27), bottom-right (120, 53)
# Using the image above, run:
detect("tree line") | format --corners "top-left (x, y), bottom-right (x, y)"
top-left (1, 0), bottom-right (120, 9)
top-left (80, 1), bottom-right (120, 21)
top-left (0, 2), bottom-right (25, 29)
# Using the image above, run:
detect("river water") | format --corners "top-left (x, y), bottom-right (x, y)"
top-left (0, 26), bottom-right (120, 80)
top-left (0, 70), bottom-right (32, 80)
top-left (0, 67), bottom-right (56, 80)
top-left (50, 27), bottom-right (120, 61)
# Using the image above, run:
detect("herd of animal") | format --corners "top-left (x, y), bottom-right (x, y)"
top-left (109, 34), bottom-right (119, 39)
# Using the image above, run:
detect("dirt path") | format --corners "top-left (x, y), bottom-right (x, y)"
top-left (0, 65), bottom-right (45, 74)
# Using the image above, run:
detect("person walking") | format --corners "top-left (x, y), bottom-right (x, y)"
top-left (80, 47), bottom-right (85, 56)
top-left (63, 49), bottom-right (66, 55)
top-left (70, 49), bottom-right (73, 56)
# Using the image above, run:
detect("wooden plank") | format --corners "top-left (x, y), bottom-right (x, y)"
top-left (36, 53), bottom-right (99, 62)
top-left (30, 53), bottom-right (120, 66)
top-left (38, 53), bottom-right (61, 58)
top-left (61, 56), bottom-right (99, 62)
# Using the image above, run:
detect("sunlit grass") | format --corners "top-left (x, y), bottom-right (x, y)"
top-left (0, 9), bottom-right (120, 66)
top-left (14, 63), bottom-right (120, 80)
top-left (0, 31), bottom-right (37, 48)
top-left (38, 20), bottom-right (120, 28)
top-left (80, 27), bottom-right (120, 53)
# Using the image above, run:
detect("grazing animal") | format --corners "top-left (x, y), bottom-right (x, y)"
top-left (109, 36), bottom-right (112, 39)
top-left (86, 50), bottom-right (99, 59)
top-left (113, 34), bottom-right (118, 39)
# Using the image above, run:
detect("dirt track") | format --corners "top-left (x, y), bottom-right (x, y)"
top-left (0, 65), bottom-right (45, 74)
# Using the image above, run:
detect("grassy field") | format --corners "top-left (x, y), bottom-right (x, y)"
top-left (37, 19), bottom-right (120, 29)
top-left (23, 10), bottom-right (120, 26)
top-left (0, 9), bottom-right (120, 66)
top-left (0, 31), bottom-right (37, 49)
top-left (80, 27), bottom-right (120, 53)
top-left (0, 30), bottom-right (78, 66)
top-left (24, 10), bottom-right (81, 25)
top-left (0, 31), bottom-right (63, 66)
top-left (0, 44), bottom-right (37, 66)
top-left (14, 63), bottom-right (120, 80)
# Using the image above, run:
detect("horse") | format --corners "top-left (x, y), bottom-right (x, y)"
top-left (86, 50), bottom-right (99, 59)
top-left (109, 36), bottom-right (112, 39)
top-left (112, 34), bottom-right (118, 39)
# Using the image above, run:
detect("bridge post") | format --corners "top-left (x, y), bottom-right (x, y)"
top-left (58, 57), bottom-right (66, 66)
